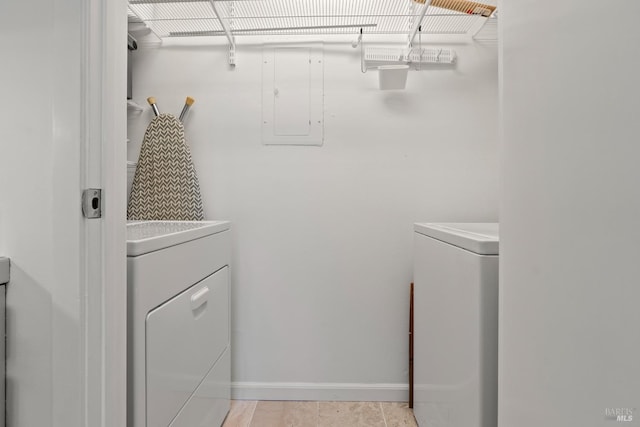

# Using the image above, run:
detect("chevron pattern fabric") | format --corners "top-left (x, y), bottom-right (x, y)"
top-left (127, 114), bottom-right (205, 221)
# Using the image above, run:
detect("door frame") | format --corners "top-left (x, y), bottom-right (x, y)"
top-left (82, 0), bottom-right (127, 425)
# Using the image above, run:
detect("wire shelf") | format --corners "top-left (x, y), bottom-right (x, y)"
top-left (365, 47), bottom-right (456, 64)
top-left (128, 0), bottom-right (496, 38)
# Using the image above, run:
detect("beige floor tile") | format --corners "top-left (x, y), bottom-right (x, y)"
top-left (250, 401), bottom-right (318, 427)
top-left (223, 400), bottom-right (258, 427)
top-left (381, 402), bottom-right (418, 427)
top-left (318, 401), bottom-right (386, 427)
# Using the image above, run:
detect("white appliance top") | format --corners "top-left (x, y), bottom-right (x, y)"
top-left (414, 222), bottom-right (499, 255)
top-left (0, 257), bottom-right (9, 284)
top-left (127, 221), bottom-right (230, 256)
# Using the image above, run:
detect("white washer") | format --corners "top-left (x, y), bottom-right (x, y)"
top-left (127, 221), bottom-right (231, 427)
top-left (413, 223), bottom-right (499, 427)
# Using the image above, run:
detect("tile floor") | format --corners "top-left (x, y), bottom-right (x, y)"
top-left (222, 400), bottom-right (418, 427)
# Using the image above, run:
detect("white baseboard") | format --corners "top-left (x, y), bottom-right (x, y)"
top-left (231, 382), bottom-right (409, 402)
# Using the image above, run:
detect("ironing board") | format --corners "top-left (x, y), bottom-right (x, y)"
top-left (127, 113), bottom-right (204, 221)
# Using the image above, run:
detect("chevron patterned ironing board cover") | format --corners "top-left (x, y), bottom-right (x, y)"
top-left (127, 114), bottom-right (205, 220)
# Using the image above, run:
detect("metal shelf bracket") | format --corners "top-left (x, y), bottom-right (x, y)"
top-left (408, 0), bottom-right (432, 49)
top-left (229, 44), bottom-right (236, 66)
top-left (209, 0), bottom-right (237, 65)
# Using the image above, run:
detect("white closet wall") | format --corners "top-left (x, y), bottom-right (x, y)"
top-left (128, 36), bottom-right (499, 399)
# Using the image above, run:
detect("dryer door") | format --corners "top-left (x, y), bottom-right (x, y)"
top-left (146, 266), bottom-right (229, 427)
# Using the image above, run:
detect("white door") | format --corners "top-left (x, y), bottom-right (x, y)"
top-left (0, 0), bottom-right (127, 426)
top-left (500, 0), bottom-right (640, 425)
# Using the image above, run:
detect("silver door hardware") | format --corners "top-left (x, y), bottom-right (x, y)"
top-left (82, 189), bottom-right (102, 219)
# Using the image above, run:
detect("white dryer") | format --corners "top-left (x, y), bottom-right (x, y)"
top-left (413, 223), bottom-right (499, 427)
top-left (127, 221), bottom-right (231, 427)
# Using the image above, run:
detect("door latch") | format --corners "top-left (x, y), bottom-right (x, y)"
top-left (82, 189), bottom-right (102, 219)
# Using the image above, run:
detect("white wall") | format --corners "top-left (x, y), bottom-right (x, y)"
top-left (128, 36), bottom-right (499, 399)
top-left (500, 0), bottom-right (640, 425)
